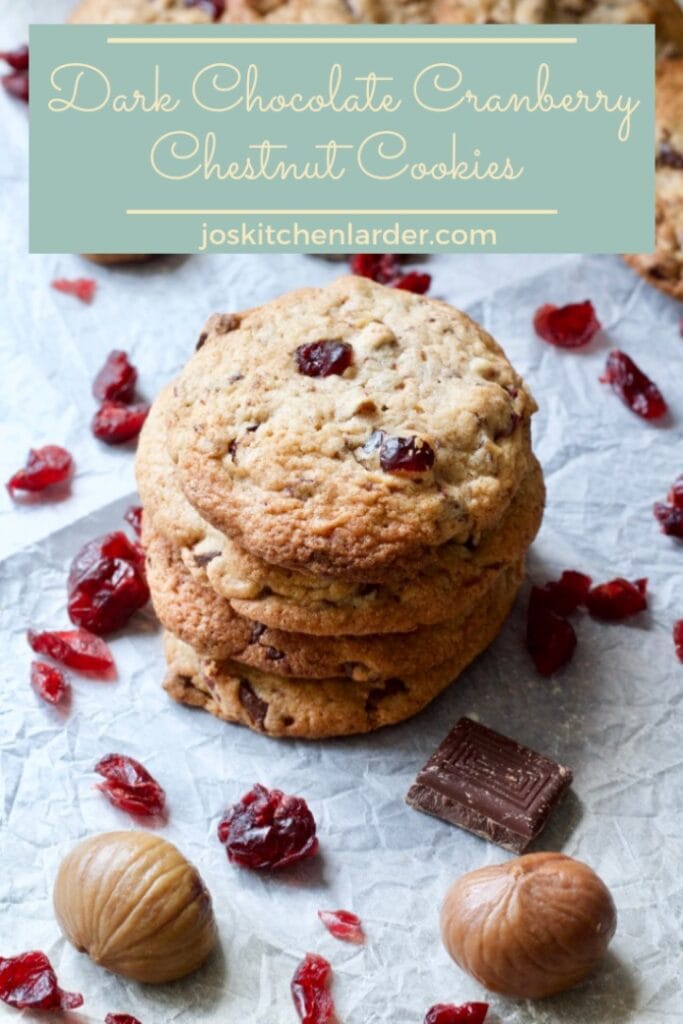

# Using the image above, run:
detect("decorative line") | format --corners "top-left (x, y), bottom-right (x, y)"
top-left (126, 208), bottom-right (558, 216)
top-left (107, 36), bottom-right (577, 45)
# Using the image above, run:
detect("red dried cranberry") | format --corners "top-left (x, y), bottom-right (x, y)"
top-left (27, 628), bottom-right (114, 674)
top-left (0, 951), bottom-right (83, 1011)
top-left (424, 1004), bottom-right (489, 1024)
top-left (31, 661), bottom-right (69, 705)
top-left (0, 45), bottom-right (29, 71)
top-left (535, 570), bottom-right (593, 616)
top-left (654, 502), bottom-right (683, 538)
top-left (585, 577), bottom-right (647, 621)
top-left (379, 435), bottom-right (435, 474)
top-left (295, 340), bottom-right (353, 378)
top-left (106, 1016), bottom-right (143, 1024)
top-left (668, 476), bottom-right (683, 509)
top-left (184, 0), bottom-right (225, 18)
top-left (291, 953), bottom-right (335, 1024)
top-left (125, 505), bottom-right (143, 538)
top-left (674, 621), bottom-right (683, 663)
top-left (217, 784), bottom-right (318, 870)
top-left (2, 69), bottom-right (28, 102)
top-left (533, 301), bottom-right (601, 348)
top-left (318, 909), bottom-right (365, 944)
top-left (51, 278), bottom-right (97, 304)
top-left (7, 445), bottom-right (74, 495)
top-left (526, 588), bottom-right (577, 676)
top-left (95, 753), bottom-right (166, 817)
top-left (92, 401), bottom-right (149, 444)
top-left (600, 351), bottom-right (667, 420)
top-left (350, 253), bottom-right (403, 284)
top-left (394, 271), bottom-right (432, 294)
top-left (93, 350), bottom-right (138, 402)
top-left (67, 531), bottom-right (149, 635)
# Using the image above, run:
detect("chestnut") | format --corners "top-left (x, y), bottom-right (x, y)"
top-left (441, 852), bottom-right (617, 998)
top-left (54, 831), bottom-right (217, 984)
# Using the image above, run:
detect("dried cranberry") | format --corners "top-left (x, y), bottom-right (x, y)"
top-left (31, 661), bottom-right (69, 705)
top-left (674, 621), bottom-right (683, 663)
top-left (394, 271), bottom-right (432, 294)
top-left (533, 301), bottom-right (601, 349)
top-left (318, 909), bottom-right (365, 944)
top-left (0, 951), bottom-right (83, 1011)
top-left (7, 445), bottom-right (74, 495)
top-left (424, 1004), bottom-right (489, 1024)
top-left (295, 340), bottom-right (353, 378)
top-left (51, 278), bottom-right (97, 304)
top-left (2, 69), bottom-right (28, 102)
top-left (67, 531), bottom-right (149, 635)
top-left (125, 505), bottom-right (143, 537)
top-left (92, 401), bottom-right (149, 444)
top-left (217, 784), bottom-right (318, 870)
top-left (184, 0), bottom-right (226, 18)
top-left (27, 628), bottom-right (114, 674)
top-left (668, 476), bottom-right (683, 509)
top-left (93, 350), bottom-right (138, 402)
top-left (586, 578), bottom-right (647, 621)
top-left (95, 754), bottom-right (166, 817)
top-left (106, 1016), bottom-right (143, 1024)
top-left (654, 502), bottom-right (683, 538)
top-left (0, 45), bottom-right (29, 71)
top-left (350, 253), bottom-right (403, 284)
top-left (535, 570), bottom-right (593, 616)
top-left (291, 953), bottom-right (335, 1024)
top-left (600, 350), bottom-right (667, 420)
top-left (379, 435), bottom-right (435, 474)
top-left (526, 588), bottom-right (577, 676)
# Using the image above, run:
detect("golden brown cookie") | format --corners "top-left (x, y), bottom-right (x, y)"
top-left (147, 527), bottom-right (524, 679)
top-left (166, 277), bottom-right (536, 577)
top-left (624, 57), bottom-right (683, 300)
top-left (138, 387), bottom-right (544, 634)
top-left (69, 0), bottom-right (355, 23)
top-left (162, 559), bottom-right (523, 738)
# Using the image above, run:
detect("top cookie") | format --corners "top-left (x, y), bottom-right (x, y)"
top-left (624, 57), bottom-right (683, 300)
top-left (167, 276), bottom-right (536, 577)
top-left (69, 0), bottom-right (355, 24)
top-left (434, 0), bottom-right (683, 55)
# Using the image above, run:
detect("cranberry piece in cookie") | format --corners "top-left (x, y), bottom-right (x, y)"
top-left (295, 339), bottom-right (353, 377)
top-left (379, 435), bottom-right (435, 474)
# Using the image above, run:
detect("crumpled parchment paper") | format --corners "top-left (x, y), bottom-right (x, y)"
top-left (2, 3), bottom-right (683, 1022)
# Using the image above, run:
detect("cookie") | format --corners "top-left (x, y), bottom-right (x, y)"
top-left (84, 254), bottom-right (157, 265)
top-left (434, 0), bottom-right (683, 54)
top-left (69, 0), bottom-right (355, 23)
top-left (167, 276), bottom-right (536, 577)
top-left (147, 525), bottom-right (524, 678)
top-left (138, 387), bottom-right (544, 634)
top-left (162, 560), bottom-right (523, 738)
top-left (624, 57), bottom-right (683, 300)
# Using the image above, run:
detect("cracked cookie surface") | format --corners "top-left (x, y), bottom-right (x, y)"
top-left (166, 277), bottom-right (536, 576)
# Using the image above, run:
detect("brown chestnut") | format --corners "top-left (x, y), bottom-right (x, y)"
top-left (441, 852), bottom-right (617, 998)
top-left (54, 831), bottom-right (217, 984)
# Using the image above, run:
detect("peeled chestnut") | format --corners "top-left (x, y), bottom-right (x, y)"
top-left (441, 852), bottom-right (616, 998)
top-left (54, 831), bottom-right (217, 984)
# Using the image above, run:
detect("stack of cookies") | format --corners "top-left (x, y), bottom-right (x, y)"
top-left (137, 276), bottom-right (544, 739)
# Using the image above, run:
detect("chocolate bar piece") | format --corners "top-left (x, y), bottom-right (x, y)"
top-left (406, 717), bottom-right (572, 853)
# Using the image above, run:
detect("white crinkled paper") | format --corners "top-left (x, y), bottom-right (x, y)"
top-left (2, 3), bottom-right (683, 1022)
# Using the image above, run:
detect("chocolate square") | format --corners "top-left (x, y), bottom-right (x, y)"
top-left (406, 717), bottom-right (572, 853)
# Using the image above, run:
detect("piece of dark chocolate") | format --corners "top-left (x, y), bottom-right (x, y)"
top-left (405, 717), bottom-right (572, 853)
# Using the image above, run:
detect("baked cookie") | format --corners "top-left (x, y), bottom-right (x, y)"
top-left (84, 254), bottom-right (157, 265)
top-left (167, 277), bottom-right (536, 576)
top-left (138, 386), bottom-right (544, 633)
top-left (69, 0), bottom-right (355, 23)
top-left (434, 0), bottom-right (683, 54)
top-left (162, 560), bottom-right (523, 738)
top-left (352, 0), bottom-right (433, 20)
top-left (624, 57), bottom-right (683, 300)
top-left (147, 526), bottom-right (524, 678)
